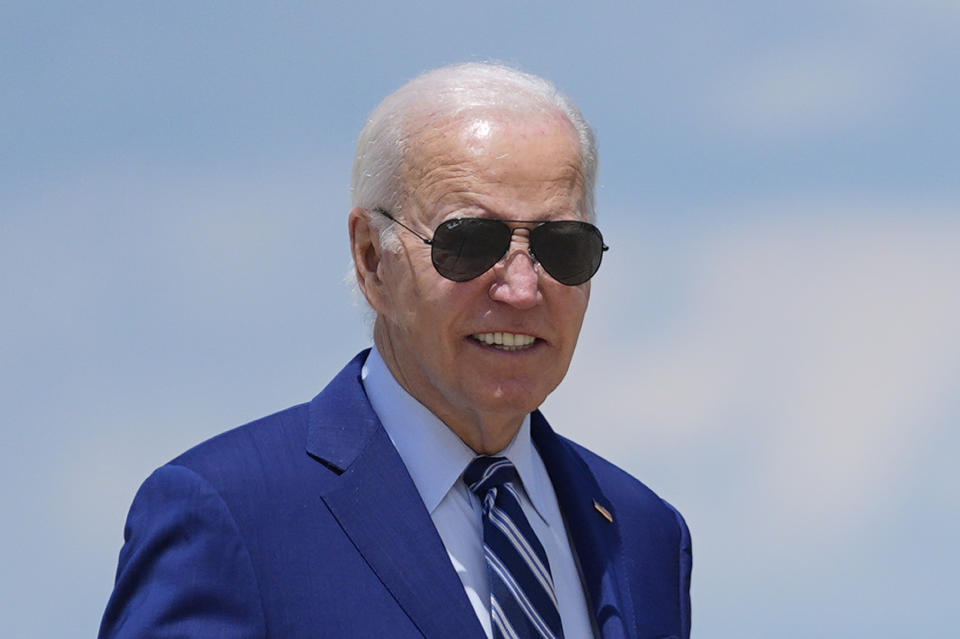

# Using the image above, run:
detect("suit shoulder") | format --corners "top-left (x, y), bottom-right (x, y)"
top-left (559, 435), bottom-right (685, 523)
top-left (166, 402), bottom-right (312, 490)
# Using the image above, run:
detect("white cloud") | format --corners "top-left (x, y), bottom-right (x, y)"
top-left (709, 46), bottom-right (892, 135)
top-left (700, 2), bottom-right (960, 140)
top-left (546, 201), bottom-right (960, 543)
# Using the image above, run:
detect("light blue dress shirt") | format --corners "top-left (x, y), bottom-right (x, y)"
top-left (362, 346), bottom-right (595, 638)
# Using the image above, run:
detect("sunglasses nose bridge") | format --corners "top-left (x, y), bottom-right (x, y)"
top-left (489, 228), bottom-right (541, 307)
top-left (483, 225), bottom-right (538, 277)
top-left (502, 225), bottom-right (538, 264)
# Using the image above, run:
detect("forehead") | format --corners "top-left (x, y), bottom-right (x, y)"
top-left (399, 110), bottom-right (585, 219)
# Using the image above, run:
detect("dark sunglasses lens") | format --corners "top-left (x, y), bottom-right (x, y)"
top-left (531, 221), bottom-right (605, 285)
top-left (431, 218), bottom-right (511, 281)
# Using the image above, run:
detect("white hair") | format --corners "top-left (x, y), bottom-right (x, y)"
top-left (350, 62), bottom-right (598, 250)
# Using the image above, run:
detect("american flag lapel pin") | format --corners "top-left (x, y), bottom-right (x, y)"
top-left (593, 500), bottom-right (614, 523)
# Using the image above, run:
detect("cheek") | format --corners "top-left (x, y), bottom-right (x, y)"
top-left (556, 288), bottom-right (590, 327)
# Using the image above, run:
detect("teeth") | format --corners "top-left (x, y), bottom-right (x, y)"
top-left (472, 332), bottom-right (537, 351)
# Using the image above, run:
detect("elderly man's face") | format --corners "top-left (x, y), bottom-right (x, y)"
top-left (357, 111), bottom-right (591, 452)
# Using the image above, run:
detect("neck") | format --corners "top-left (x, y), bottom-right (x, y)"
top-left (445, 412), bottom-right (524, 455)
top-left (372, 329), bottom-right (526, 455)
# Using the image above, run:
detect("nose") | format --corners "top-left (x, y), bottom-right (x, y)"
top-left (488, 229), bottom-right (541, 309)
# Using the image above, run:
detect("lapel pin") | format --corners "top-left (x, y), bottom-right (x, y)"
top-left (593, 500), bottom-right (614, 523)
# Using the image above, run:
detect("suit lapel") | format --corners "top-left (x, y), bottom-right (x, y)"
top-left (306, 352), bottom-right (485, 639)
top-left (532, 411), bottom-right (637, 639)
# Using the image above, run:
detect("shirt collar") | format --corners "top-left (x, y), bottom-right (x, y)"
top-left (361, 346), bottom-right (550, 525)
top-left (496, 413), bottom-right (550, 525)
top-left (362, 346), bottom-right (474, 514)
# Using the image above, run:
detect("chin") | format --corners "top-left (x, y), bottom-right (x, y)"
top-left (472, 380), bottom-right (553, 416)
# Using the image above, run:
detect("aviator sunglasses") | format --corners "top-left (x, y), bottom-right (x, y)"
top-left (374, 207), bottom-right (608, 286)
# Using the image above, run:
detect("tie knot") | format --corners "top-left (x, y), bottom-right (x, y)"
top-left (463, 456), bottom-right (519, 496)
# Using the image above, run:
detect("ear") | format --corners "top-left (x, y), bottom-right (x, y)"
top-left (348, 207), bottom-right (389, 313)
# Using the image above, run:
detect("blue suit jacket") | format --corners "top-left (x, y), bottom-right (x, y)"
top-left (100, 351), bottom-right (691, 638)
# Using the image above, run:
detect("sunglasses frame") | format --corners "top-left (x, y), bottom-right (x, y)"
top-left (372, 207), bottom-right (608, 285)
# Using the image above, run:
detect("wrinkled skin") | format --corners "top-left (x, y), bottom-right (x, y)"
top-left (350, 110), bottom-right (591, 454)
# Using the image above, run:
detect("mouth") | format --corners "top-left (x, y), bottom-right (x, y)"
top-left (470, 331), bottom-right (538, 351)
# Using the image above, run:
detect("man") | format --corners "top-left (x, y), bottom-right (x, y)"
top-left (100, 63), bottom-right (692, 639)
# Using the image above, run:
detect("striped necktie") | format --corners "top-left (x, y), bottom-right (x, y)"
top-left (463, 456), bottom-right (565, 639)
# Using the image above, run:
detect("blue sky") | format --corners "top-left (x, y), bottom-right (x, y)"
top-left (2, 2), bottom-right (958, 636)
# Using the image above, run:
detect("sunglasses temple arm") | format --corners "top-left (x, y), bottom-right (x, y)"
top-left (372, 208), bottom-right (432, 245)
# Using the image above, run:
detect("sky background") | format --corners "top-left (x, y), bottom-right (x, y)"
top-left (2, 1), bottom-right (958, 637)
